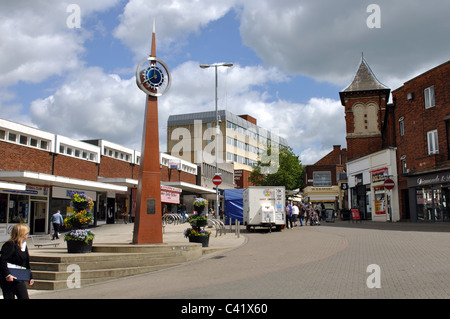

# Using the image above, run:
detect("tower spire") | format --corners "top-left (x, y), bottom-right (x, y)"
top-left (151, 18), bottom-right (156, 58)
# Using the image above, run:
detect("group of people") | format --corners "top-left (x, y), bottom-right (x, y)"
top-left (285, 201), bottom-right (326, 228)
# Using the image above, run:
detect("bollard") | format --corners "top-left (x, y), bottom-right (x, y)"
top-left (235, 219), bottom-right (240, 238)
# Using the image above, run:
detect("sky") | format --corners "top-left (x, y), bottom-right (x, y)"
top-left (1, 0), bottom-right (449, 165)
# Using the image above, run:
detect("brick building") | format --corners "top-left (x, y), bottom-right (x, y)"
top-left (339, 57), bottom-right (400, 221)
top-left (340, 57), bottom-right (450, 222)
top-left (392, 60), bottom-right (450, 221)
top-left (0, 118), bottom-right (212, 240)
top-left (302, 145), bottom-right (348, 211)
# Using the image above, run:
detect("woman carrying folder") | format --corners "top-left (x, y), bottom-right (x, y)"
top-left (0, 224), bottom-right (34, 299)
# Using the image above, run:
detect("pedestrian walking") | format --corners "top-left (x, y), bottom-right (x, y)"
top-left (0, 224), bottom-right (34, 299)
top-left (51, 210), bottom-right (64, 240)
top-left (292, 202), bottom-right (299, 227)
top-left (285, 201), bottom-right (293, 229)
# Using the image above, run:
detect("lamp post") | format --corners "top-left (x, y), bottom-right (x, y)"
top-left (200, 62), bottom-right (233, 220)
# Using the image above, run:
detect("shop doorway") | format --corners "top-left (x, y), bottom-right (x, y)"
top-left (31, 201), bottom-right (47, 234)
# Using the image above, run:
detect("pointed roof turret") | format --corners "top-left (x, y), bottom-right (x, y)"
top-left (342, 55), bottom-right (389, 92)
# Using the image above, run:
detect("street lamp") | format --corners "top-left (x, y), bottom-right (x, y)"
top-left (200, 62), bottom-right (233, 220)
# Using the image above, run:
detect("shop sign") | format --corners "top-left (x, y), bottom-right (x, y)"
top-left (408, 171), bottom-right (450, 187)
top-left (161, 190), bottom-right (180, 204)
top-left (160, 185), bottom-right (181, 204)
top-left (1, 185), bottom-right (49, 197)
top-left (371, 167), bottom-right (388, 183)
top-left (52, 186), bottom-right (96, 200)
top-left (374, 199), bottom-right (386, 215)
top-left (351, 208), bottom-right (361, 220)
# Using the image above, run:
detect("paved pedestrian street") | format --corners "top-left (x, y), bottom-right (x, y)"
top-left (30, 221), bottom-right (450, 301)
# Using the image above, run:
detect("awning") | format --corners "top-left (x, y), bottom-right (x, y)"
top-left (97, 177), bottom-right (138, 188)
top-left (0, 171), bottom-right (128, 193)
top-left (0, 181), bottom-right (26, 191)
top-left (161, 181), bottom-right (215, 194)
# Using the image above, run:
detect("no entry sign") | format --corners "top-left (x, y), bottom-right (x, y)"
top-left (212, 175), bottom-right (222, 186)
top-left (384, 179), bottom-right (395, 190)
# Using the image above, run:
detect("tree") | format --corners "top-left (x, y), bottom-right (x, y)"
top-left (249, 145), bottom-right (303, 190)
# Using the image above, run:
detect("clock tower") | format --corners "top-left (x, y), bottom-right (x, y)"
top-left (339, 56), bottom-right (390, 161)
top-left (134, 21), bottom-right (171, 244)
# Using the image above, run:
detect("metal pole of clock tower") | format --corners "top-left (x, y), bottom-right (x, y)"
top-left (200, 62), bottom-right (233, 220)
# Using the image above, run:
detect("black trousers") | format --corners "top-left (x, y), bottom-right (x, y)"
top-left (286, 215), bottom-right (293, 228)
top-left (0, 279), bottom-right (29, 299)
top-left (52, 222), bottom-right (61, 239)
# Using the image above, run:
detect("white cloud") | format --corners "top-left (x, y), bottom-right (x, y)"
top-left (28, 60), bottom-right (342, 164)
top-left (0, 0), bottom-right (120, 87)
top-left (238, 0), bottom-right (450, 88)
top-left (114, 0), bottom-right (238, 57)
top-left (29, 67), bottom-right (145, 148)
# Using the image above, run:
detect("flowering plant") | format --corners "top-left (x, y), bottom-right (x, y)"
top-left (193, 197), bottom-right (208, 207)
top-left (64, 192), bottom-right (94, 229)
top-left (64, 229), bottom-right (95, 243)
top-left (187, 214), bottom-right (207, 227)
top-left (70, 192), bottom-right (94, 212)
top-left (64, 209), bottom-right (93, 228)
top-left (184, 228), bottom-right (211, 237)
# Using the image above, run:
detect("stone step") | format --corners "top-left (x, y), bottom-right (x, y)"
top-left (30, 252), bottom-right (185, 271)
top-left (30, 262), bottom-right (182, 290)
top-left (27, 242), bottom-right (203, 290)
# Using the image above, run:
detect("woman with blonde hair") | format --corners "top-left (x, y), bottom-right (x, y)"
top-left (0, 224), bottom-right (34, 299)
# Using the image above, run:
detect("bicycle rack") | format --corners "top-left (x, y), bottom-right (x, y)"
top-left (208, 219), bottom-right (226, 237)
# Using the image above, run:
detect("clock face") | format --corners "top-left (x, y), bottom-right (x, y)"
top-left (136, 57), bottom-right (171, 97)
top-left (144, 66), bottom-right (164, 89)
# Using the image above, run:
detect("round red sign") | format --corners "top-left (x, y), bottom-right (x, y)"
top-left (384, 179), bottom-right (395, 190)
top-left (212, 175), bottom-right (222, 186)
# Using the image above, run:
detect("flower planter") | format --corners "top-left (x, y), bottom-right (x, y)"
top-left (72, 201), bottom-right (89, 211)
top-left (188, 235), bottom-right (210, 247)
top-left (196, 219), bottom-right (208, 227)
top-left (195, 206), bottom-right (205, 214)
top-left (67, 240), bottom-right (93, 253)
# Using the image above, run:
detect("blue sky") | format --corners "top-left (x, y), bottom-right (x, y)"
top-left (1, 0), bottom-right (449, 164)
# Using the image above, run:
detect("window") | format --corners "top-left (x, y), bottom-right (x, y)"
top-left (313, 171), bottom-right (331, 187)
top-left (427, 130), bottom-right (439, 155)
top-left (8, 132), bottom-right (16, 142)
top-left (399, 117), bottom-right (405, 136)
top-left (424, 86), bottom-right (435, 109)
top-left (66, 147), bottom-right (72, 155)
top-left (30, 138), bottom-right (38, 147)
top-left (40, 140), bottom-right (48, 150)
top-left (0, 130), bottom-right (5, 140)
top-left (19, 135), bottom-right (28, 145)
top-left (400, 155), bottom-right (407, 174)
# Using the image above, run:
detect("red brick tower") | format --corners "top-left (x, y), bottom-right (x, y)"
top-left (339, 56), bottom-right (391, 160)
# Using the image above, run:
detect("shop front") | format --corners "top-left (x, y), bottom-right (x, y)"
top-left (0, 185), bottom-right (50, 240)
top-left (407, 171), bottom-right (450, 222)
top-left (347, 148), bottom-right (399, 222)
top-left (303, 186), bottom-right (340, 210)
